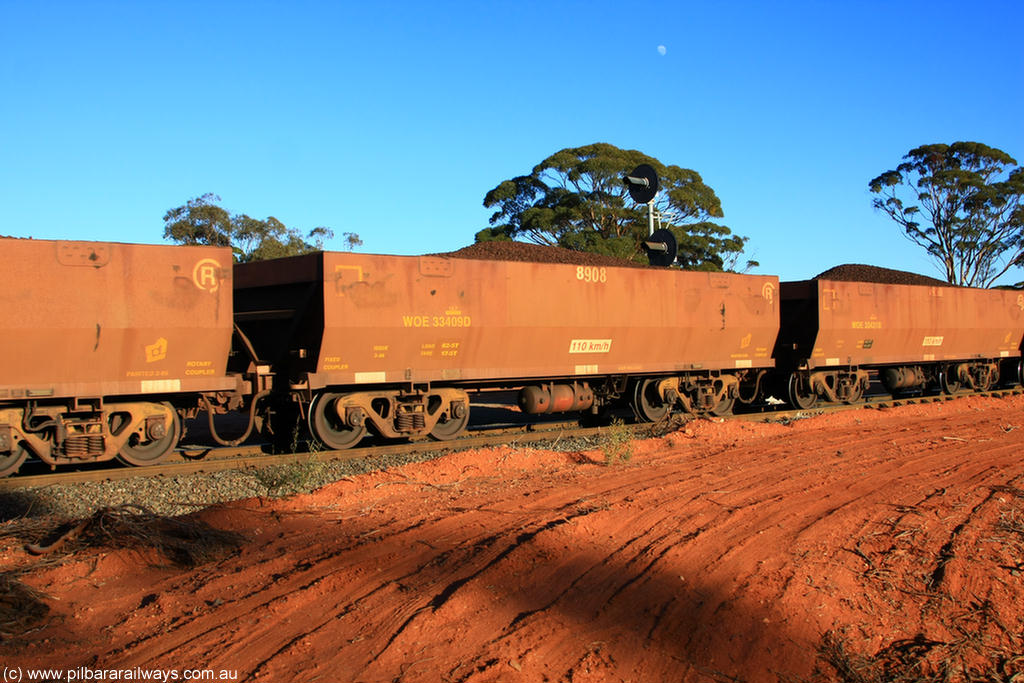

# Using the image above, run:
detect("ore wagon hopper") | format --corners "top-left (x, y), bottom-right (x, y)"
top-left (0, 238), bottom-right (236, 475)
top-left (774, 278), bottom-right (1024, 408)
top-left (234, 251), bottom-right (779, 449)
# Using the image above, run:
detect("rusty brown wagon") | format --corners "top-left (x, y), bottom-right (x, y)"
top-left (0, 238), bottom-right (236, 475)
top-left (233, 252), bottom-right (780, 449)
top-left (773, 278), bottom-right (1024, 408)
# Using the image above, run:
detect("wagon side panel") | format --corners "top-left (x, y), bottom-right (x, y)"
top-left (0, 238), bottom-right (235, 399)
top-left (312, 253), bottom-right (778, 387)
top-left (800, 280), bottom-right (1023, 368)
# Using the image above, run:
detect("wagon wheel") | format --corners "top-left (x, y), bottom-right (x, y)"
top-left (632, 378), bottom-right (671, 423)
top-left (842, 378), bottom-right (864, 404)
top-left (787, 372), bottom-right (817, 410)
top-left (939, 365), bottom-right (962, 395)
top-left (974, 365), bottom-right (995, 392)
top-left (0, 444), bottom-right (30, 477)
top-left (114, 403), bottom-right (182, 466)
top-left (309, 392), bottom-right (367, 450)
top-left (708, 395), bottom-right (735, 417)
top-left (429, 400), bottom-right (470, 441)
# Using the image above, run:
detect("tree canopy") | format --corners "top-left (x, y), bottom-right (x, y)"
top-left (477, 143), bottom-right (755, 271)
top-left (869, 142), bottom-right (1024, 288)
top-left (163, 193), bottom-right (361, 262)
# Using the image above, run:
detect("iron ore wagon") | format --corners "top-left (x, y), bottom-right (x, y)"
top-left (233, 250), bottom-right (780, 449)
top-left (773, 272), bottom-right (1024, 408)
top-left (0, 237), bottom-right (236, 475)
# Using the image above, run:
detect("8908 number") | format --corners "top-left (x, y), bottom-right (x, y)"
top-left (576, 266), bottom-right (607, 284)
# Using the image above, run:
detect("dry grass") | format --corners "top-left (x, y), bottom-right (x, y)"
top-left (251, 461), bottom-right (326, 497)
top-left (643, 412), bottom-right (693, 438)
top-left (813, 629), bottom-right (1024, 683)
top-left (0, 573), bottom-right (50, 640)
top-left (0, 505), bottom-right (247, 641)
top-left (810, 485), bottom-right (1024, 683)
top-left (18, 504), bottom-right (247, 568)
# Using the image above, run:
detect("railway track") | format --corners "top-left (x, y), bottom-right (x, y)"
top-left (2, 387), bottom-right (1020, 491)
top-left (0, 419), bottom-right (585, 490)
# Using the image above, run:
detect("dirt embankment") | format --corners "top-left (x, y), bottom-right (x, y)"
top-left (2, 396), bottom-right (1023, 682)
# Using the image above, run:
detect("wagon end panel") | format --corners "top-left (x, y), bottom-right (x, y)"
top-left (232, 252), bottom-right (326, 376)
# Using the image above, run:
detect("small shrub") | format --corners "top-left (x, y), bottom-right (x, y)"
top-left (600, 419), bottom-right (635, 466)
top-left (252, 461), bottom-right (324, 497)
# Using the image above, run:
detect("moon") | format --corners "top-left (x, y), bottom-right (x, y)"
top-left (657, 45), bottom-right (666, 56)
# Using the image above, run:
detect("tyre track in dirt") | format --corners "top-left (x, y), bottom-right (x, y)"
top-left (4, 396), bottom-right (1024, 682)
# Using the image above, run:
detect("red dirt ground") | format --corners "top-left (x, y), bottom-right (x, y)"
top-left (3, 396), bottom-right (1024, 682)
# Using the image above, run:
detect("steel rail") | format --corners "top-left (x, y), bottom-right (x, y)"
top-left (1, 388), bottom-right (1020, 491)
top-left (0, 419), bottom-right (582, 490)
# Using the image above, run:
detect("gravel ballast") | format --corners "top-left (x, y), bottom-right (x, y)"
top-left (1, 452), bottom-right (445, 521)
top-left (0, 434), bottom-right (617, 522)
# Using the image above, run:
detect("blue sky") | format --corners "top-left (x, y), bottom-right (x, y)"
top-left (2, 0), bottom-right (1022, 283)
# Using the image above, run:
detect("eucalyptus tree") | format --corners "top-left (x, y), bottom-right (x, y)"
top-left (163, 193), bottom-right (360, 261)
top-left (478, 143), bottom-right (755, 271)
top-left (869, 142), bottom-right (1024, 287)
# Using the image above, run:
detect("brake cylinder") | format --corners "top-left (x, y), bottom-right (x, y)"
top-left (518, 383), bottom-right (594, 414)
top-left (880, 366), bottom-right (923, 391)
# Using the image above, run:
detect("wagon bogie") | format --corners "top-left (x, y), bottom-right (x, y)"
top-left (948, 361), bottom-right (999, 393)
top-left (625, 370), bottom-right (757, 420)
top-left (308, 392), bottom-right (368, 450)
top-left (785, 371), bottom-right (818, 410)
top-left (630, 377), bottom-right (673, 422)
top-left (0, 444), bottom-right (29, 478)
top-left (111, 401), bottom-right (182, 466)
top-left (0, 399), bottom-right (182, 472)
top-left (674, 372), bottom-right (740, 415)
top-left (806, 368), bottom-right (869, 404)
top-left (1002, 357), bottom-right (1024, 388)
top-left (307, 386), bottom-right (471, 449)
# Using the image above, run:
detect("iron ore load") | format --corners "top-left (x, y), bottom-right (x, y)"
top-left (0, 234), bottom-right (1022, 477)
